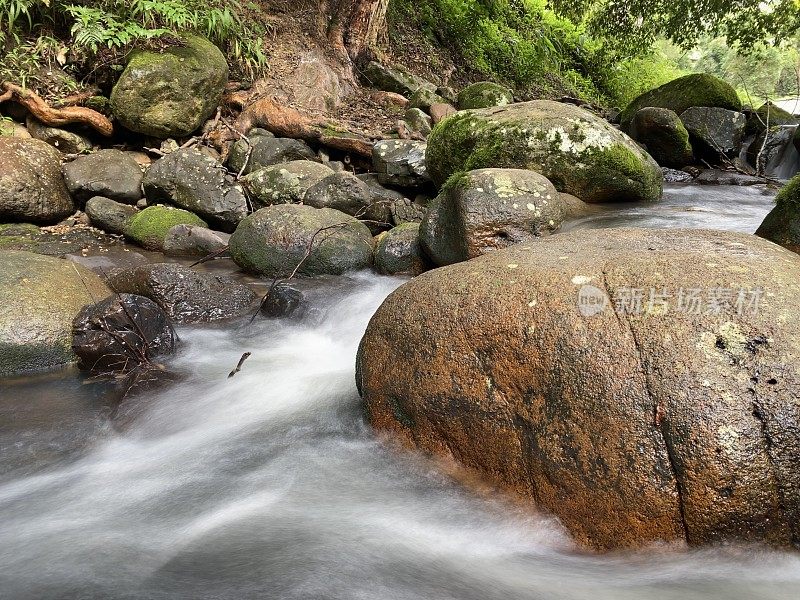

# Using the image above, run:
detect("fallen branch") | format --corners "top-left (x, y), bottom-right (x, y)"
top-left (0, 82), bottom-right (113, 137)
top-left (228, 352), bottom-right (252, 378)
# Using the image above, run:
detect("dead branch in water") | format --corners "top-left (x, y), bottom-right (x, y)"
top-left (228, 352), bottom-right (252, 378)
top-left (0, 81), bottom-right (113, 136)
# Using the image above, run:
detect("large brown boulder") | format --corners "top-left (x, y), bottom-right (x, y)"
top-left (357, 228), bottom-right (800, 551)
top-left (0, 138), bottom-right (74, 223)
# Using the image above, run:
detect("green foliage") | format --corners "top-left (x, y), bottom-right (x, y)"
top-left (0, 0), bottom-right (269, 87)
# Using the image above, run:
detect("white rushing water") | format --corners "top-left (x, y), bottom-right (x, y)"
top-left (1, 272), bottom-right (799, 599)
top-left (1, 184), bottom-right (799, 599)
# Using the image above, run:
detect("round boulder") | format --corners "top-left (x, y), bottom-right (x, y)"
top-left (426, 100), bottom-right (663, 203)
top-left (374, 223), bottom-right (430, 276)
top-left (227, 136), bottom-right (317, 176)
top-left (63, 149), bottom-right (143, 204)
top-left (420, 168), bottom-right (565, 266)
top-left (124, 205), bottom-right (208, 251)
top-left (85, 196), bottom-right (138, 235)
top-left (0, 250), bottom-right (111, 376)
top-left (457, 81), bottom-right (514, 110)
top-left (72, 293), bottom-right (175, 373)
top-left (163, 224), bottom-right (229, 257)
top-left (242, 160), bottom-right (334, 207)
top-left (0, 137), bottom-right (74, 223)
top-left (358, 228), bottom-right (800, 551)
top-left (756, 175), bottom-right (800, 253)
top-left (110, 35), bottom-right (228, 138)
top-left (229, 204), bottom-right (373, 277)
top-left (629, 107), bottom-right (694, 169)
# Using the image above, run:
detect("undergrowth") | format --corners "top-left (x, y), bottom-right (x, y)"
top-left (0, 0), bottom-right (270, 96)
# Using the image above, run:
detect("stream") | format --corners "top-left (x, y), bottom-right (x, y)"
top-left (2, 183), bottom-right (799, 599)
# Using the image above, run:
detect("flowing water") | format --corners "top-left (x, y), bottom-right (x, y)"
top-left (1, 185), bottom-right (798, 600)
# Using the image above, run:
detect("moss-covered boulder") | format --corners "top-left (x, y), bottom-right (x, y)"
top-left (409, 87), bottom-right (448, 111)
top-left (629, 107), bottom-right (694, 168)
top-left (374, 223), bottom-right (431, 276)
top-left (229, 204), bottom-right (373, 276)
top-left (420, 168), bottom-right (566, 266)
top-left (361, 61), bottom-right (434, 97)
top-left (124, 205), bottom-right (207, 251)
top-left (358, 228), bottom-right (800, 551)
top-left (426, 100), bottom-right (663, 203)
top-left (457, 82), bottom-right (514, 110)
top-left (746, 102), bottom-right (798, 137)
top-left (620, 74), bottom-right (741, 131)
top-left (242, 160), bottom-right (334, 207)
top-left (0, 137), bottom-right (74, 223)
top-left (756, 175), bottom-right (800, 252)
top-left (110, 35), bottom-right (228, 138)
top-left (0, 250), bottom-right (111, 376)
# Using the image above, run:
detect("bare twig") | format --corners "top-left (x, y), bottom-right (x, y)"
top-left (228, 352), bottom-right (252, 378)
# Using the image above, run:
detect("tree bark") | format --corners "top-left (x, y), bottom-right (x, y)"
top-left (321, 0), bottom-right (389, 64)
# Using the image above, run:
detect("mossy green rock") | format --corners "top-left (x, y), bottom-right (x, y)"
top-left (110, 35), bottom-right (228, 138)
top-left (620, 73), bottom-right (741, 130)
top-left (457, 82), bottom-right (513, 110)
top-left (125, 205), bottom-right (207, 251)
top-left (229, 204), bottom-right (373, 277)
top-left (374, 223), bottom-right (430, 276)
top-left (426, 100), bottom-right (663, 203)
top-left (409, 87), bottom-right (448, 111)
top-left (0, 250), bottom-right (111, 376)
top-left (629, 107), bottom-right (693, 168)
top-left (746, 102), bottom-right (797, 137)
top-left (756, 175), bottom-right (800, 253)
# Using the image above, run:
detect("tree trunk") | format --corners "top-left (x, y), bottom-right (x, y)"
top-left (321, 0), bottom-right (389, 64)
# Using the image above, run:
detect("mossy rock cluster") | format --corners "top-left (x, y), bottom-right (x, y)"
top-left (110, 35), bottom-right (228, 138)
top-left (620, 74), bottom-right (742, 131)
top-left (746, 102), bottom-right (798, 137)
top-left (125, 205), bottom-right (208, 251)
top-left (426, 100), bottom-right (663, 203)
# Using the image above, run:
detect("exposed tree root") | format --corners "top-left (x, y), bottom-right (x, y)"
top-left (0, 82), bottom-right (113, 137)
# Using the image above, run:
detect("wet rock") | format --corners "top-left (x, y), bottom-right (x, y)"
top-left (629, 107), bottom-right (693, 168)
top-left (242, 160), bottom-right (334, 207)
top-left (661, 168), bottom-right (694, 183)
top-left (426, 100), bottom-right (663, 203)
top-left (358, 227), bottom-right (800, 551)
top-left (372, 140), bottom-right (429, 187)
top-left (229, 204), bottom-right (373, 277)
top-left (227, 136), bottom-right (317, 176)
top-left (420, 168), bottom-right (565, 266)
top-left (620, 74), bottom-right (742, 130)
top-left (404, 108), bottom-right (432, 136)
top-left (747, 126), bottom-right (799, 177)
top-left (163, 224), bottom-right (229, 257)
top-left (361, 61), bottom-right (434, 96)
top-left (124, 205), bottom-right (208, 251)
top-left (0, 137), bottom-right (74, 223)
top-left (110, 35), bottom-right (228, 138)
top-left (72, 293), bottom-right (175, 373)
top-left (63, 149), bottom-right (143, 204)
top-left (85, 196), bottom-right (139, 235)
top-left (374, 223), bottom-right (430, 276)
top-left (680, 106), bottom-right (746, 158)
top-left (756, 174), bottom-right (800, 252)
top-left (108, 263), bottom-right (256, 324)
top-left (143, 148), bottom-right (248, 231)
top-left (26, 118), bottom-right (92, 154)
top-left (694, 170), bottom-right (763, 186)
top-left (0, 250), bottom-right (111, 376)
top-left (457, 81), bottom-right (513, 110)
top-left (259, 282), bottom-right (304, 318)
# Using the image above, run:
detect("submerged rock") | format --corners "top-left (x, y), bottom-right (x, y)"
top-left (0, 250), bottom-right (111, 376)
top-left (358, 227), bottom-right (800, 551)
top-left (0, 137), bottom-right (74, 223)
top-left (229, 205), bottom-right (373, 277)
top-left (72, 293), bottom-right (175, 373)
top-left (259, 282), bottom-right (304, 318)
top-left (143, 148), bottom-right (248, 231)
top-left (110, 35), bottom-right (228, 138)
top-left (620, 73), bottom-right (742, 130)
top-left (420, 168), bottom-right (565, 266)
top-left (629, 107), bottom-right (693, 168)
top-left (64, 150), bottom-right (144, 204)
top-left (457, 81), bottom-right (514, 110)
top-left (426, 100), bottom-right (663, 203)
top-left (108, 263), bottom-right (256, 324)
